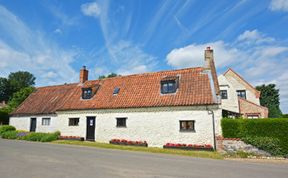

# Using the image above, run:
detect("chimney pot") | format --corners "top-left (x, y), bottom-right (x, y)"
top-left (206, 46), bottom-right (211, 50)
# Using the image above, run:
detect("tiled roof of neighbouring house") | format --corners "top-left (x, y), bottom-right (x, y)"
top-left (11, 67), bottom-right (218, 116)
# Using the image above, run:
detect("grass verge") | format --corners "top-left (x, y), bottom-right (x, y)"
top-left (53, 140), bottom-right (223, 159)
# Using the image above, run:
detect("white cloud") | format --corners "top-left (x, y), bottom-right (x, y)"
top-left (81, 1), bottom-right (101, 18)
top-left (237, 29), bottom-right (274, 44)
top-left (0, 5), bottom-right (77, 86)
top-left (54, 28), bottom-right (62, 34)
top-left (108, 41), bottom-right (157, 75)
top-left (166, 41), bottom-right (241, 68)
top-left (269, 0), bottom-right (288, 12)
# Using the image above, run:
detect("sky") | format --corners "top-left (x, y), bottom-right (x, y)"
top-left (0, 0), bottom-right (287, 113)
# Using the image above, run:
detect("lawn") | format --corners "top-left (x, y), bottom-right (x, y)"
top-left (53, 140), bottom-right (223, 159)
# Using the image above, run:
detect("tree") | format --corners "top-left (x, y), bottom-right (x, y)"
top-left (0, 71), bottom-right (35, 102)
top-left (8, 71), bottom-right (35, 93)
top-left (7, 87), bottom-right (35, 111)
top-left (256, 84), bottom-right (282, 118)
top-left (0, 77), bottom-right (10, 102)
top-left (98, 73), bottom-right (120, 79)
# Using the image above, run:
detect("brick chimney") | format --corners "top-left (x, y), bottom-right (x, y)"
top-left (80, 66), bottom-right (88, 83)
top-left (204, 47), bottom-right (220, 95)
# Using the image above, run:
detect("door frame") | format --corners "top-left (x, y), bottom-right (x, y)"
top-left (30, 118), bottom-right (37, 132)
top-left (86, 116), bottom-right (96, 141)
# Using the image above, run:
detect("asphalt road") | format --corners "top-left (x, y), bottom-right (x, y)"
top-left (0, 139), bottom-right (287, 178)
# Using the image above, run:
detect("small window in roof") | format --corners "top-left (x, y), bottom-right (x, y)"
top-left (113, 87), bottom-right (120, 95)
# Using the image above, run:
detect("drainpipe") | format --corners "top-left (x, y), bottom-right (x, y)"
top-left (206, 106), bottom-right (217, 151)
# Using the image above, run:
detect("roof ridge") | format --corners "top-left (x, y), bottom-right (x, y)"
top-left (89, 67), bottom-right (204, 82)
top-left (36, 83), bottom-right (78, 89)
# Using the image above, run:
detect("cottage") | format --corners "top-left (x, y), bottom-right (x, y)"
top-left (218, 69), bottom-right (268, 118)
top-left (10, 47), bottom-right (222, 148)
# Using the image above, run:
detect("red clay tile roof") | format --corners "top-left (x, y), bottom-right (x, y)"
top-left (11, 83), bottom-right (78, 116)
top-left (11, 67), bottom-right (218, 116)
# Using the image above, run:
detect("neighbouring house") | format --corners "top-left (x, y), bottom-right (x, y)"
top-left (9, 47), bottom-right (222, 148)
top-left (218, 69), bottom-right (268, 118)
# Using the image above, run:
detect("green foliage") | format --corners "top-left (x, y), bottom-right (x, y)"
top-left (0, 108), bottom-right (10, 124)
top-left (0, 126), bottom-right (60, 142)
top-left (8, 71), bottom-right (35, 93)
top-left (0, 125), bottom-right (16, 135)
top-left (282, 114), bottom-right (288, 118)
top-left (0, 71), bottom-right (35, 104)
top-left (242, 136), bottom-right (282, 156)
top-left (0, 77), bottom-right (11, 102)
top-left (20, 131), bottom-right (60, 142)
top-left (1, 130), bottom-right (18, 139)
top-left (98, 73), bottom-right (120, 79)
top-left (256, 84), bottom-right (282, 118)
top-left (221, 118), bottom-right (244, 138)
top-left (221, 118), bottom-right (288, 155)
top-left (7, 86), bottom-right (35, 111)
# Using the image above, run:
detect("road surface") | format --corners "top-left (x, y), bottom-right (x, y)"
top-left (0, 139), bottom-right (287, 178)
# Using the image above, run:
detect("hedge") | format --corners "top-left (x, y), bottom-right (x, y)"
top-left (221, 118), bottom-right (288, 156)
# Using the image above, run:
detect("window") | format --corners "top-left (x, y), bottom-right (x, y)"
top-left (220, 90), bottom-right (228, 99)
top-left (69, 118), bottom-right (79, 126)
top-left (247, 114), bottom-right (259, 119)
top-left (113, 87), bottom-right (120, 95)
top-left (116, 117), bottom-right (127, 127)
top-left (42, 118), bottom-right (50, 126)
top-left (237, 90), bottom-right (246, 99)
top-left (179, 120), bottom-right (195, 131)
top-left (82, 88), bottom-right (92, 99)
top-left (161, 80), bottom-right (177, 94)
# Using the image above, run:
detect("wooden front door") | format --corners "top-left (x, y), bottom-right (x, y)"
top-left (86, 117), bottom-right (95, 141)
top-left (30, 118), bottom-right (36, 132)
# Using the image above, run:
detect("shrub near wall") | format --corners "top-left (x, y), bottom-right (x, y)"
top-left (221, 118), bottom-right (288, 156)
top-left (0, 126), bottom-right (61, 142)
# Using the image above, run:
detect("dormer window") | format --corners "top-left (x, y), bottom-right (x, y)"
top-left (82, 88), bottom-right (92, 99)
top-left (161, 80), bottom-right (178, 94)
top-left (113, 87), bottom-right (120, 95)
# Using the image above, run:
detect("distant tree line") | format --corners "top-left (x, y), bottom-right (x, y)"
top-left (98, 73), bottom-right (120, 79)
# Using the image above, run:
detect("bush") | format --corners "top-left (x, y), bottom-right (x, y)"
top-left (1, 130), bottom-right (18, 139)
top-left (242, 136), bottom-right (282, 156)
top-left (221, 118), bottom-right (288, 155)
top-left (23, 132), bottom-right (60, 142)
top-left (0, 125), bottom-right (16, 136)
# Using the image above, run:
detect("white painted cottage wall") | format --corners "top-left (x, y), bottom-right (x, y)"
top-left (225, 75), bottom-right (260, 105)
top-left (9, 106), bottom-right (222, 148)
top-left (10, 115), bottom-right (58, 133)
top-left (57, 106), bottom-right (221, 147)
top-left (218, 75), bottom-right (240, 113)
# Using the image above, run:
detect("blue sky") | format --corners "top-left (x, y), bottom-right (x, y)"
top-left (0, 0), bottom-right (287, 112)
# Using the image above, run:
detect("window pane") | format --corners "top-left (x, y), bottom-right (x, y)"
top-left (220, 90), bottom-right (228, 99)
top-left (42, 118), bottom-right (50, 126)
top-left (116, 118), bottom-right (126, 127)
top-left (237, 90), bottom-right (246, 99)
top-left (180, 120), bottom-right (195, 131)
top-left (161, 80), bottom-right (177, 94)
top-left (69, 118), bottom-right (79, 126)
